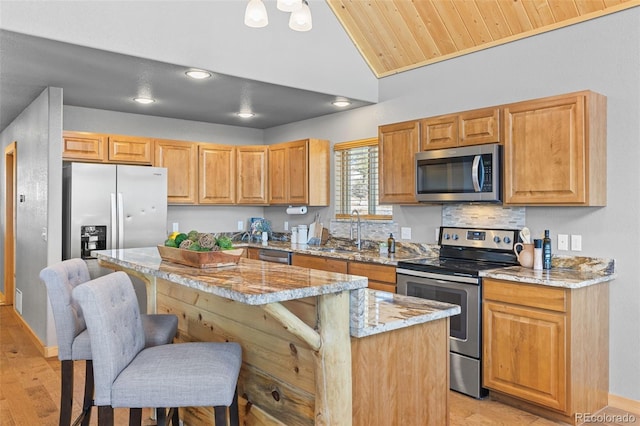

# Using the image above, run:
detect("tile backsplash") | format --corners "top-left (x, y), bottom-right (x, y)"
top-left (442, 205), bottom-right (525, 229)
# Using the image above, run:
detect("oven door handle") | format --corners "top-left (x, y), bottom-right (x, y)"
top-left (396, 268), bottom-right (479, 284)
top-left (471, 155), bottom-right (484, 192)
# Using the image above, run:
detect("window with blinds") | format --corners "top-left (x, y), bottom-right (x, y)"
top-left (334, 138), bottom-right (392, 220)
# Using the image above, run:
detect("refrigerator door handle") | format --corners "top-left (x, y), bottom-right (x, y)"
top-left (110, 193), bottom-right (117, 248)
top-left (117, 192), bottom-right (124, 250)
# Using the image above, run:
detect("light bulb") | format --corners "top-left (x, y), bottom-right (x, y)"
top-left (277, 0), bottom-right (302, 12)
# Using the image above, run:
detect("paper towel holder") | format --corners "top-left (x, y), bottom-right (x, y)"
top-left (286, 205), bottom-right (308, 215)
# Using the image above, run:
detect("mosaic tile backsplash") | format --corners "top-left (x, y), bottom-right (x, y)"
top-left (442, 205), bottom-right (525, 229)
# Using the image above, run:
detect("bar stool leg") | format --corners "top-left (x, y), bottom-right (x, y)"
top-left (60, 360), bottom-right (74, 426)
top-left (80, 360), bottom-right (94, 426)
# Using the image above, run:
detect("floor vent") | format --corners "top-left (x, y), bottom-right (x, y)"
top-left (15, 289), bottom-right (22, 315)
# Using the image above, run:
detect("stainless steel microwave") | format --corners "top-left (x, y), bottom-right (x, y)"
top-left (415, 143), bottom-right (501, 203)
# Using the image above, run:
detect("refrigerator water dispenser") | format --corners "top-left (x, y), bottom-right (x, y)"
top-left (81, 225), bottom-right (106, 259)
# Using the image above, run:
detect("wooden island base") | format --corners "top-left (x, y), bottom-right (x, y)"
top-left (155, 278), bottom-right (450, 426)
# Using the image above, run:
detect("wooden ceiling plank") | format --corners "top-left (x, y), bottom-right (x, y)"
top-left (546, 0), bottom-right (581, 21)
top-left (452, 0), bottom-right (495, 45)
top-left (412, 0), bottom-right (458, 55)
top-left (394, 0), bottom-right (443, 60)
top-left (574, 0), bottom-right (607, 14)
top-left (326, 0), bottom-right (389, 76)
top-left (521, 0), bottom-right (557, 28)
top-left (373, 0), bottom-right (428, 67)
top-left (496, 0), bottom-right (535, 34)
top-left (475, 0), bottom-right (515, 39)
top-left (431, 0), bottom-right (477, 50)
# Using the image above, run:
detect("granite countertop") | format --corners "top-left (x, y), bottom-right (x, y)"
top-left (94, 247), bottom-right (367, 305)
top-left (94, 246), bottom-right (460, 339)
top-left (350, 289), bottom-right (460, 338)
top-left (481, 256), bottom-right (616, 289)
top-left (243, 240), bottom-right (436, 265)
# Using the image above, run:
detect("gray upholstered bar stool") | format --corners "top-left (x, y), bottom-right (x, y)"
top-left (73, 271), bottom-right (241, 426)
top-left (40, 258), bottom-right (178, 426)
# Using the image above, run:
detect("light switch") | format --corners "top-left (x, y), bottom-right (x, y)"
top-left (172, 222), bottom-right (179, 232)
top-left (237, 220), bottom-right (244, 231)
top-left (401, 227), bottom-right (412, 240)
top-left (558, 234), bottom-right (569, 251)
top-left (571, 235), bottom-right (582, 251)
top-left (284, 221), bottom-right (289, 231)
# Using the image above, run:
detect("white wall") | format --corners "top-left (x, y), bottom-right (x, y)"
top-left (262, 9), bottom-right (640, 400)
top-left (0, 0), bottom-right (378, 103)
top-left (0, 87), bottom-right (63, 346)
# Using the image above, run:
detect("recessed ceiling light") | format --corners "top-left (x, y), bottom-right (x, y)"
top-left (237, 112), bottom-right (255, 118)
top-left (332, 100), bottom-right (351, 107)
top-left (133, 97), bottom-right (155, 104)
top-left (185, 70), bottom-right (212, 80)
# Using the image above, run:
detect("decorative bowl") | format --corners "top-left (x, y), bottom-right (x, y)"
top-left (157, 245), bottom-right (245, 268)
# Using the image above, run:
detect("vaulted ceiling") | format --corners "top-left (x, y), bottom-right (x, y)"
top-left (328, 0), bottom-right (638, 77)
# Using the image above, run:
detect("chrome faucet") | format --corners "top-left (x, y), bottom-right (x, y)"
top-left (350, 209), bottom-right (362, 250)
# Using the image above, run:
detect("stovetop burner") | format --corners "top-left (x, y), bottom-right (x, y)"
top-left (397, 226), bottom-right (520, 278)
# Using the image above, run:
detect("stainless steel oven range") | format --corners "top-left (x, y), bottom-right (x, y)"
top-left (397, 226), bottom-right (519, 399)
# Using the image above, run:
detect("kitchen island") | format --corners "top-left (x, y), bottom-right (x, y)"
top-left (95, 247), bottom-right (460, 426)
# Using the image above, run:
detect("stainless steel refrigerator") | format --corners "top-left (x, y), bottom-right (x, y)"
top-left (62, 162), bottom-right (168, 262)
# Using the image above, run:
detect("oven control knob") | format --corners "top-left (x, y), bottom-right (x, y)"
top-left (493, 236), bottom-right (501, 243)
top-left (503, 236), bottom-right (511, 244)
top-left (452, 234), bottom-right (459, 240)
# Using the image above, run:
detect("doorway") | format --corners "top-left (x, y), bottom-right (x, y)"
top-left (2, 142), bottom-right (16, 306)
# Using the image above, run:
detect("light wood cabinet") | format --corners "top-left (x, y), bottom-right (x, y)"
top-left (503, 91), bottom-right (606, 206)
top-left (378, 120), bottom-right (420, 204)
top-left (348, 261), bottom-right (396, 293)
top-left (268, 139), bottom-right (329, 206)
top-left (291, 253), bottom-right (348, 273)
top-left (421, 114), bottom-right (458, 150)
top-left (420, 107), bottom-right (500, 150)
top-left (154, 139), bottom-right (198, 204)
top-left (62, 131), bottom-right (107, 162)
top-left (483, 278), bottom-right (609, 424)
top-left (108, 134), bottom-right (152, 164)
top-left (198, 143), bottom-right (236, 204)
top-left (292, 254), bottom-right (396, 292)
top-left (237, 145), bottom-right (268, 205)
top-left (63, 131), bottom-right (153, 165)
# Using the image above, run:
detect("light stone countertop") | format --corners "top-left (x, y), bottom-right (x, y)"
top-left (350, 290), bottom-right (460, 338)
top-left (94, 247), bottom-right (460, 338)
top-left (480, 255), bottom-right (616, 289)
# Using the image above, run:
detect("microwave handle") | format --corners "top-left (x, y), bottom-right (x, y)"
top-left (471, 155), bottom-right (484, 192)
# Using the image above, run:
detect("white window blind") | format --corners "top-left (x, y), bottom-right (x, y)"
top-left (334, 138), bottom-right (392, 219)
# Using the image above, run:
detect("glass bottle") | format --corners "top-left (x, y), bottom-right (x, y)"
top-left (387, 233), bottom-right (396, 254)
top-left (543, 230), bottom-right (552, 270)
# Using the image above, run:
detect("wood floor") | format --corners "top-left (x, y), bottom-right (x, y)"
top-left (1, 305), bottom-right (638, 425)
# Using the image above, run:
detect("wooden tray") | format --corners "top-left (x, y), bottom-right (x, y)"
top-left (157, 245), bottom-right (244, 268)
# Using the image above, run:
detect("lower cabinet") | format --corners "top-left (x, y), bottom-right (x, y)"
top-left (291, 254), bottom-right (396, 292)
top-left (483, 278), bottom-right (609, 424)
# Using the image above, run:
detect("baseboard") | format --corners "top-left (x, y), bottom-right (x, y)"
top-left (609, 393), bottom-right (640, 415)
top-left (11, 307), bottom-right (58, 358)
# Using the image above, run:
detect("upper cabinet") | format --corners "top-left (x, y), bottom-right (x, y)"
top-left (421, 107), bottom-right (500, 150)
top-left (63, 131), bottom-right (152, 165)
top-left (378, 120), bottom-right (420, 204)
top-left (236, 145), bottom-right (269, 205)
top-left (107, 135), bottom-right (152, 164)
top-left (154, 139), bottom-right (198, 204)
top-left (62, 131), bottom-right (107, 162)
top-left (503, 91), bottom-right (606, 206)
top-left (198, 143), bottom-right (236, 204)
top-left (268, 139), bottom-right (329, 206)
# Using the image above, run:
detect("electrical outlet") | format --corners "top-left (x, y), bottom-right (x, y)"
top-left (571, 234), bottom-right (582, 251)
top-left (401, 227), bottom-right (412, 240)
top-left (172, 222), bottom-right (179, 232)
top-left (237, 220), bottom-right (244, 231)
top-left (558, 234), bottom-right (569, 251)
top-left (284, 221), bottom-right (289, 231)
top-left (434, 228), bottom-right (440, 242)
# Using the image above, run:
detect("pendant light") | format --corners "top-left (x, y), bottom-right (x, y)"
top-left (277, 0), bottom-right (302, 12)
top-left (244, 0), bottom-right (268, 28)
top-left (289, 0), bottom-right (312, 32)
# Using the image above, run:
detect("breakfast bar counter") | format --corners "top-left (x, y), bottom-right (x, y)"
top-left (95, 247), bottom-right (459, 426)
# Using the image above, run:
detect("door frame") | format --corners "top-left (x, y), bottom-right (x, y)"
top-left (2, 141), bottom-right (16, 306)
